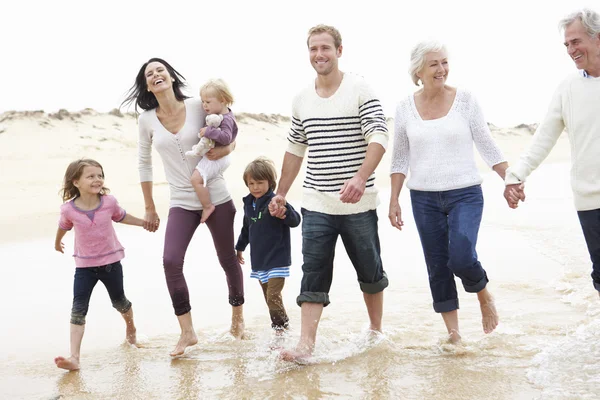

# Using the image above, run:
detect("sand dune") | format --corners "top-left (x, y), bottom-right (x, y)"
top-left (0, 109), bottom-right (570, 243)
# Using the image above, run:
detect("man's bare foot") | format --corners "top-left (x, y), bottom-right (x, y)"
top-left (448, 329), bottom-right (462, 344)
top-left (230, 319), bottom-right (245, 339)
top-left (280, 347), bottom-right (312, 363)
top-left (54, 356), bottom-right (80, 371)
top-left (200, 204), bottom-right (215, 223)
top-left (126, 326), bottom-right (137, 345)
top-left (280, 341), bottom-right (313, 363)
top-left (170, 331), bottom-right (198, 357)
top-left (480, 301), bottom-right (499, 334)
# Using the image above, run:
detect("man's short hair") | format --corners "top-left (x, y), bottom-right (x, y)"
top-left (559, 8), bottom-right (600, 37)
top-left (307, 25), bottom-right (342, 49)
top-left (408, 40), bottom-right (447, 86)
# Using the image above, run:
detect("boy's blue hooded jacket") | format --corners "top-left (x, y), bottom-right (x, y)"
top-left (235, 190), bottom-right (301, 271)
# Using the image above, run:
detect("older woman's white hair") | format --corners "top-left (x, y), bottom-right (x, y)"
top-left (408, 40), bottom-right (447, 86)
top-left (559, 8), bottom-right (600, 36)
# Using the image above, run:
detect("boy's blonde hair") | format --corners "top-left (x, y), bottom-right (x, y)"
top-left (200, 79), bottom-right (234, 106)
top-left (307, 24), bottom-right (342, 49)
top-left (60, 158), bottom-right (110, 202)
top-left (243, 157), bottom-right (277, 191)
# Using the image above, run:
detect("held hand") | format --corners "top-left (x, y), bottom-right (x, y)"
top-left (388, 201), bottom-right (404, 230)
top-left (269, 195), bottom-right (287, 219)
top-left (237, 250), bottom-right (245, 265)
top-left (199, 127), bottom-right (207, 138)
top-left (339, 175), bottom-right (366, 204)
top-left (55, 241), bottom-right (65, 253)
top-left (504, 183), bottom-right (526, 209)
top-left (144, 210), bottom-right (160, 232)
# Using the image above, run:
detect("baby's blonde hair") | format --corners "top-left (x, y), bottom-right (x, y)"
top-left (200, 79), bottom-right (234, 106)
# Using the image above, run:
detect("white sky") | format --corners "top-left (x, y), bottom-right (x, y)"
top-left (2, 0), bottom-right (595, 126)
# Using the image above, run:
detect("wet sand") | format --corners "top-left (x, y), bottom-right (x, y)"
top-left (1, 163), bottom-right (599, 399)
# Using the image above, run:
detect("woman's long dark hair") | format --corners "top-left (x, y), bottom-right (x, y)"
top-left (121, 57), bottom-right (189, 112)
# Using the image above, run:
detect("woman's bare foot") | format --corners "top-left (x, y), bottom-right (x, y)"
top-left (448, 329), bottom-right (462, 344)
top-left (480, 301), bottom-right (499, 334)
top-left (230, 319), bottom-right (245, 339)
top-left (200, 204), bottom-right (215, 223)
top-left (170, 331), bottom-right (198, 357)
top-left (54, 356), bottom-right (80, 371)
top-left (230, 305), bottom-right (245, 339)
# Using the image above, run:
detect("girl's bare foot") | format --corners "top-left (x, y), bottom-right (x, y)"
top-left (126, 326), bottom-right (137, 345)
top-left (170, 331), bottom-right (198, 357)
top-left (200, 204), bottom-right (215, 223)
top-left (54, 356), bottom-right (80, 371)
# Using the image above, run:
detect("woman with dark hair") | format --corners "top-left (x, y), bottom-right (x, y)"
top-left (122, 58), bottom-right (245, 356)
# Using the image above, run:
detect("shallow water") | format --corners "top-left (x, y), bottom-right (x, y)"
top-left (1, 162), bottom-right (599, 399)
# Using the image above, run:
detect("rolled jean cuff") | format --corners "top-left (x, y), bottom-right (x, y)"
top-left (70, 314), bottom-right (86, 325)
top-left (594, 280), bottom-right (600, 292)
top-left (359, 272), bottom-right (389, 294)
top-left (297, 291), bottom-right (330, 307)
top-left (433, 298), bottom-right (459, 313)
top-left (230, 295), bottom-right (245, 307)
top-left (113, 299), bottom-right (132, 314)
top-left (463, 274), bottom-right (488, 293)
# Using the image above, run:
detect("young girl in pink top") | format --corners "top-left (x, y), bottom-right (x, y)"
top-left (53, 159), bottom-right (148, 371)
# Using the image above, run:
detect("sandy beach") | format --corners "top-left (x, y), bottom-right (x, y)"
top-left (2, 110), bottom-right (599, 399)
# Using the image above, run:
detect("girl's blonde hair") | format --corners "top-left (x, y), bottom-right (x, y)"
top-left (243, 157), bottom-right (277, 191)
top-left (60, 158), bottom-right (109, 202)
top-left (200, 79), bottom-right (234, 106)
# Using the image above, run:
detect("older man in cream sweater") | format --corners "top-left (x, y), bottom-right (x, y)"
top-left (505, 9), bottom-right (600, 295)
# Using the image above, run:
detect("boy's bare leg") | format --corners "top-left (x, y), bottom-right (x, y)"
top-left (280, 302), bottom-right (323, 362)
top-left (170, 312), bottom-right (198, 357)
top-left (191, 170), bottom-right (215, 223)
top-left (230, 305), bottom-right (245, 339)
top-left (55, 324), bottom-right (84, 371)
top-left (121, 307), bottom-right (137, 345)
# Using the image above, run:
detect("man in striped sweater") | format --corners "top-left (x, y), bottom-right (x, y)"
top-left (269, 24), bottom-right (389, 362)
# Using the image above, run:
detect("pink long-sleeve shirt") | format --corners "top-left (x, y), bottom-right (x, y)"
top-left (58, 194), bottom-right (127, 268)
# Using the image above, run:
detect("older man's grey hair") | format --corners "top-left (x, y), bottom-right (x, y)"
top-left (559, 8), bottom-right (600, 37)
top-left (409, 40), bottom-right (447, 86)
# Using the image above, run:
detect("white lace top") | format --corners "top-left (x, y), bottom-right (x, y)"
top-left (390, 88), bottom-right (505, 191)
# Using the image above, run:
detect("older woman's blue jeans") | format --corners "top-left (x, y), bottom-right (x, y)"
top-left (410, 185), bottom-right (489, 313)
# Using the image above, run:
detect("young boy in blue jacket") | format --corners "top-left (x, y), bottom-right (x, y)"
top-left (236, 157), bottom-right (301, 332)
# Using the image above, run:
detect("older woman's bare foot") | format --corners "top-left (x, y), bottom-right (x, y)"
top-left (54, 356), bottom-right (80, 371)
top-left (448, 329), bottom-right (462, 344)
top-left (480, 301), bottom-right (499, 334)
top-left (170, 331), bottom-right (198, 357)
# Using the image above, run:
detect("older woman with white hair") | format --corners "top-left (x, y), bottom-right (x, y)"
top-left (389, 40), bottom-right (509, 342)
